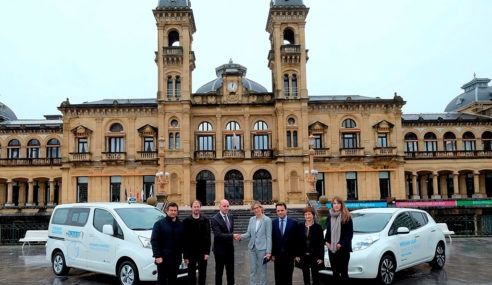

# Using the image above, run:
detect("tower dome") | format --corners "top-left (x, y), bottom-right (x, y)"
top-left (0, 102), bottom-right (18, 122)
top-left (157, 0), bottom-right (190, 8)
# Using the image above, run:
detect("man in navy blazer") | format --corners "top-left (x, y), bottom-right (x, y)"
top-left (271, 202), bottom-right (298, 285)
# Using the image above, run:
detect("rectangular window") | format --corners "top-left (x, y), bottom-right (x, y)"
top-left (379, 171), bottom-right (391, 199)
top-left (169, 133), bottom-right (174, 149)
top-left (78, 138), bottom-right (88, 153)
top-left (293, 131), bottom-right (298, 147)
top-left (404, 141), bottom-right (418, 152)
top-left (286, 131), bottom-right (292, 148)
top-left (378, 133), bottom-right (388, 147)
top-left (47, 146), bottom-right (61, 158)
top-left (27, 148), bottom-right (40, 158)
top-left (313, 134), bottom-right (322, 149)
top-left (342, 133), bottom-right (357, 148)
top-left (254, 135), bottom-right (269, 150)
top-left (77, 177), bottom-right (88, 203)
top-left (225, 135), bottom-right (241, 150)
top-left (69, 208), bottom-right (90, 227)
top-left (175, 133), bottom-right (180, 149)
top-left (144, 137), bottom-right (154, 152)
top-left (110, 176), bottom-right (121, 202)
top-left (424, 141), bottom-right (437, 152)
top-left (109, 137), bottom-right (124, 152)
top-left (143, 175), bottom-right (155, 202)
top-left (346, 172), bottom-right (358, 200)
top-left (444, 140), bottom-right (457, 151)
top-left (198, 136), bottom-right (213, 151)
top-left (315, 172), bottom-right (325, 196)
top-left (463, 140), bottom-right (476, 151)
top-left (8, 148), bottom-right (20, 159)
top-left (52, 208), bottom-right (70, 225)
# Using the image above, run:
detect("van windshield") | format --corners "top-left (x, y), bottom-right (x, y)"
top-left (352, 212), bottom-right (393, 233)
top-left (115, 208), bottom-right (165, 230)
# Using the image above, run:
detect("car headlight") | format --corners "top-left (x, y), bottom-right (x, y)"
top-left (352, 233), bottom-right (380, 251)
top-left (138, 235), bottom-right (152, 249)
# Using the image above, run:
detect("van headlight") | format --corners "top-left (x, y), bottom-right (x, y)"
top-left (353, 233), bottom-right (380, 251)
top-left (138, 235), bottom-right (152, 249)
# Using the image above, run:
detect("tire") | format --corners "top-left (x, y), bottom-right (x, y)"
top-left (52, 251), bottom-right (70, 276)
top-left (430, 242), bottom-right (446, 269)
top-left (377, 254), bottom-right (396, 285)
top-left (118, 260), bottom-right (139, 285)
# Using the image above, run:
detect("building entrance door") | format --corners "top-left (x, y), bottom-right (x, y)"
top-left (196, 170), bottom-right (215, 206)
top-left (224, 170), bottom-right (243, 205)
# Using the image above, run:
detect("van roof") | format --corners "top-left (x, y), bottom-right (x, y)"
top-left (54, 202), bottom-right (156, 210)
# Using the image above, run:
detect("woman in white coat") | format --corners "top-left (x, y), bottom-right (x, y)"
top-left (241, 201), bottom-right (272, 285)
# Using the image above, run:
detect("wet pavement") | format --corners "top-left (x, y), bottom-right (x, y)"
top-left (1, 238), bottom-right (491, 284)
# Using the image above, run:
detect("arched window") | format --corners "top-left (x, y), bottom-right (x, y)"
top-left (482, 131), bottom-right (492, 151)
top-left (169, 120), bottom-right (180, 150)
top-left (404, 132), bottom-right (418, 152)
top-left (342, 119), bottom-right (357, 128)
top-left (287, 118), bottom-right (296, 126)
top-left (284, 75), bottom-right (290, 97)
top-left (196, 122), bottom-right (214, 155)
top-left (168, 30), bottom-right (180, 46)
top-left (283, 28), bottom-right (295, 44)
top-left (254, 121), bottom-right (268, 130)
top-left (167, 76), bottom-right (173, 99)
top-left (253, 170), bottom-right (272, 203)
top-left (27, 139), bottom-right (40, 158)
top-left (443, 132), bottom-right (457, 151)
top-left (463, 132), bottom-right (476, 151)
top-left (286, 118), bottom-right (298, 148)
top-left (198, 122), bottom-right (213, 131)
top-left (423, 132), bottom-right (437, 152)
top-left (291, 74), bottom-right (298, 97)
top-left (225, 121), bottom-right (240, 131)
top-left (224, 170), bottom-right (244, 205)
top-left (253, 121), bottom-right (270, 152)
top-left (175, 76), bottom-right (181, 99)
top-left (47, 138), bottom-right (61, 158)
top-left (8, 139), bottom-right (21, 159)
top-left (196, 170), bottom-right (216, 206)
top-left (110, 123), bottom-right (123, 132)
top-left (170, 120), bottom-right (179, 128)
top-left (108, 123), bottom-right (124, 153)
top-left (341, 119), bottom-right (358, 149)
top-left (225, 121), bottom-right (241, 151)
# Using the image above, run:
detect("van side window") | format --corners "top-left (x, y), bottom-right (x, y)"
top-left (389, 212), bottom-right (415, 236)
top-left (52, 208), bottom-right (70, 225)
top-left (69, 208), bottom-right (90, 227)
top-left (410, 211), bottom-right (428, 229)
top-left (93, 209), bottom-right (124, 239)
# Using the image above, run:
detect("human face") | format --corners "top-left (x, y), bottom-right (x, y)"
top-left (304, 211), bottom-right (314, 223)
top-left (332, 200), bottom-right (342, 212)
top-left (276, 205), bottom-right (287, 219)
top-left (252, 204), bottom-right (262, 217)
top-left (166, 206), bottom-right (178, 219)
top-left (192, 201), bottom-right (201, 216)
top-left (219, 200), bottom-right (230, 215)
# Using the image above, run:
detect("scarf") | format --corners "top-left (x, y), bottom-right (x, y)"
top-left (330, 209), bottom-right (342, 253)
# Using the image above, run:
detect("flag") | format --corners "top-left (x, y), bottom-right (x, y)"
top-left (149, 185), bottom-right (153, 198)
top-left (141, 188), bottom-right (145, 201)
top-left (125, 188), bottom-right (128, 201)
top-left (129, 187), bottom-right (132, 198)
top-left (137, 190), bottom-right (139, 200)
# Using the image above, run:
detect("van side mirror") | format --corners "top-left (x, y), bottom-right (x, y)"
top-left (102, 224), bottom-right (114, 236)
top-left (397, 227), bottom-right (410, 234)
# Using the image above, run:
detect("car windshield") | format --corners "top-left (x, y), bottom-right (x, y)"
top-left (352, 212), bottom-right (393, 233)
top-left (115, 207), bottom-right (165, 230)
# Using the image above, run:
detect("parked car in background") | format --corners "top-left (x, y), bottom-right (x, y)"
top-left (320, 208), bottom-right (446, 284)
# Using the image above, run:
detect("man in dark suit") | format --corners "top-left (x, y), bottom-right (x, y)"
top-left (210, 199), bottom-right (240, 285)
top-left (271, 202), bottom-right (298, 285)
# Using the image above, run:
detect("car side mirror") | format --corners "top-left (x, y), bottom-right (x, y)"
top-left (102, 224), bottom-right (114, 236)
top-left (397, 227), bottom-right (410, 234)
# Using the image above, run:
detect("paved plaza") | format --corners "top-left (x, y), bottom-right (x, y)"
top-left (1, 238), bottom-right (491, 284)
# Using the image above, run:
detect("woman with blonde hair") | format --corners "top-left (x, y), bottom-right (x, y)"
top-left (324, 196), bottom-right (353, 281)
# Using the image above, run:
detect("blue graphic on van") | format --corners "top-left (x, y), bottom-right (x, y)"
top-left (89, 243), bottom-right (110, 252)
top-left (51, 226), bottom-right (63, 235)
top-left (66, 241), bottom-right (80, 262)
top-left (66, 231), bottom-right (81, 239)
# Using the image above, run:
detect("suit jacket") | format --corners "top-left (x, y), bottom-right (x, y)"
top-left (150, 216), bottom-right (184, 265)
top-left (241, 214), bottom-right (272, 253)
top-left (324, 215), bottom-right (354, 252)
top-left (272, 216), bottom-right (298, 259)
top-left (211, 211), bottom-right (235, 256)
top-left (296, 222), bottom-right (324, 261)
top-left (182, 214), bottom-right (211, 259)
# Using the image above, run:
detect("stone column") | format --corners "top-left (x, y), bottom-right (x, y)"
top-left (431, 172), bottom-right (441, 199)
top-left (19, 182), bottom-right (26, 206)
top-left (39, 182), bottom-right (46, 206)
top-left (439, 175), bottom-right (448, 199)
top-left (215, 180), bottom-right (224, 206)
top-left (452, 172), bottom-right (461, 198)
top-left (26, 180), bottom-right (35, 206)
top-left (216, 114), bottom-right (223, 159)
top-left (459, 174), bottom-right (467, 197)
top-left (411, 173), bottom-right (419, 199)
top-left (244, 179), bottom-right (253, 204)
top-left (420, 175), bottom-right (428, 199)
top-left (473, 172), bottom-right (483, 198)
top-left (244, 113), bottom-right (251, 159)
top-left (0, 182), bottom-right (6, 205)
top-left (479, 174), bottom-right (487, 196)
top-left (6, 181), bottom-right (13, 206)
top-left (48, 180), bottom-right (56, 206)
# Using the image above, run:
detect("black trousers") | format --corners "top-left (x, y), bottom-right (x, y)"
top-left (156, 263), bottom-right (179, 285)
top-left (328, 250), bottom-right (350, 281)
top-left (187, 255), bottom-right (208, 285)
top-left (301, 254), bottom-right (320, 285)
top-left (215, 253), bottom-right (234, 285)
top-left (274, 256), bottom-right (294, 285)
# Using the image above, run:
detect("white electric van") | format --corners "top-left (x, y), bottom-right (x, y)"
top-left (45, 202), bottom-right (185, 285)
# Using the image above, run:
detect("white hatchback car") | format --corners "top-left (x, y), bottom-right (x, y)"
top-left (320, 208), bottom-right (446, 284)
top-left (46, 203), bottom-right (185, 285)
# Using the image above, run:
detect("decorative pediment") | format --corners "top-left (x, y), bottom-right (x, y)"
top-left (138, 124), bottom-right (158, 136)
top-left (309, 121), bottom-right (328, 132)
top-left (373, 120), bottom-right (394, 132)
top-left (71, 125), bottom-right (93, 137)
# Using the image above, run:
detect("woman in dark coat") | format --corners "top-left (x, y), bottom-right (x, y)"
top-left (324, 196), bottom-right (353, 281)
top-left (295, 206), bottom-right (324, 285)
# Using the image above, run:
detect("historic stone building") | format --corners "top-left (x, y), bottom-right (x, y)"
top-left (1, 0), bottom-right (491, 211)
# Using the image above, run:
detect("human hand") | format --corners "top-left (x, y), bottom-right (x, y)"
top-left (233, 234), bottom-right (241, 241)
top-left (271, 256), bottom-right (275, 261)
top-left (325, 242), bottom-right (331, 249)
top-left (266, 253), bottom-right (271, 260)
top-left (155, 257), bottom-right (163, 264)
top-left (184, 259), bottom-right (189, 264)
top-left (336, 243), bottom-right (341, 250)
top-left (204, 255), bottom-right (209, 261)
top-left (295, 257), bottom-right (300, 262)
top-left (317, 259), bottom-right (323, 264)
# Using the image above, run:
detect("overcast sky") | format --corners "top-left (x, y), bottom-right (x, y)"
top-left (0, 0), bottom-right (491, 119)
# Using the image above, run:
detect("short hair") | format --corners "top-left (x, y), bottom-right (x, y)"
top-left (250, 201), bottom-right (263, 211)
top-left (191, 200), bottom-right (202, 207)
top-left (275, 202), bottom-right (287, 210)
top-left (166, 202), bottom-right (179, 211)
top-left (303, 206), bottom-right (316, 217)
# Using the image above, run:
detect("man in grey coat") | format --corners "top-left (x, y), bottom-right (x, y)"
top-left (240, 201), bottom-right (272, 285)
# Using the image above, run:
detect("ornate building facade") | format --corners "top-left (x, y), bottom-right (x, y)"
top-left (1, 0), bottom-right (491, 211)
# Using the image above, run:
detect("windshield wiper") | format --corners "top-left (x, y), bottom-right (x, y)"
top-left (132, 228), bottom-right (152, 231)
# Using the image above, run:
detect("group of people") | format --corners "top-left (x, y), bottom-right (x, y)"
top-left (150, 196), bottom-right (353, 285)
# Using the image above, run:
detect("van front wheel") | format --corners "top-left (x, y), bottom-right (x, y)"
top-left (118, 260), bottom-right (139, 285)
top-left (52, 251), bottom-right (70, 276)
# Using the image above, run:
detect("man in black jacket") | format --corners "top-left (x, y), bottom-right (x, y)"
top-left (183, 200), bottom-right (211, 285)
top-left (151, 202), bottom-right (184, 285)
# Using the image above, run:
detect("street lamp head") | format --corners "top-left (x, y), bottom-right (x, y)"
top-left (156, 172), bottom-right (163, 177)
top-left (304, 170), bottom-right (309, 175)
top-left (158, 136), bottom-right (165, 148)
top-left (311, 169), bottom-right (318, 175)
top-left (308, 134), bottom-right (315, 148)
top-left (165, 172), bottom-right (170, 177)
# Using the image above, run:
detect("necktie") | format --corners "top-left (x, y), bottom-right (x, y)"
top-left (280, 218), bottom-right (285, 236)
top-left (224, 215), bottom-right (231, 232)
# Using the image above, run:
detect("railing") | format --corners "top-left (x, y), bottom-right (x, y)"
top-left (0, 158), bottom-right (61, 167)
top-left (163, 46), bottom-right (183, 56)
top-left (405, 150), bottom-right (492, 159)
top-left (101, 152), bottom-right (126, 161)
top-left (69, 152), bottom-right (91, 161)
top-left (0, 222), bottom-right (48, 245)
top-left (137, 151), bottom-right (158, 160)
top-left (374, 147), bottom-right (397, 155)
top-left (195, 151), bottom-right (215, 160)
top-left (223, 150), bottom-right (245, 159)
top-left (281, 44), bottom-right (301, 54)
top-left (340, 148), bottom-right (365, 156)
top-left (314, 148), bottom-right (330, 156)
top-left (251, 149), bottom-right (274, 159)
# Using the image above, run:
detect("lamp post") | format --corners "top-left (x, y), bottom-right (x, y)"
top-left (305, 134), bottom-right (319, 201)
top-left (156, 136), bottom-right (169, 203)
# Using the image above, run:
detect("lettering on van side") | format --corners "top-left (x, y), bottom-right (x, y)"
top-left (89, 243), bottom-right (110, 252)
top-left (51, 226), bottom-right (63, 235)
top-left (66, 231), bottom-right (82, 239)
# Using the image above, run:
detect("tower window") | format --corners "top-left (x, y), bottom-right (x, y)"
top-left (175, 76), bottom-right (181, 99)
top-left (283, 28), bottom-right (295, 45)
top-left (168, 30), bottom-right (180, 46)
top-left (167, 76), bottom-right (173, 99)
top-left (284, 75), bottom-right (290, 97)
top-left (292, 74), bottom-right (297, 97)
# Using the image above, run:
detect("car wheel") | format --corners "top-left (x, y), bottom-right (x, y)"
top-left (52, 251), bottom-right (70, 276)
top-left (118, 260), bottom-right (139, 285)
top-left (430, 242), bottom-right (446, 269)
top-left (377, 254), bottom-right (396, 285)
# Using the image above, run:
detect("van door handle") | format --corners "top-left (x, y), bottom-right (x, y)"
top-left (431, 229), bottom-right (436, 232)
top-left (415, 235), bottom-right (420, 238)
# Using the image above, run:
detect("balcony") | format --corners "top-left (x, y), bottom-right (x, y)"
top-left (101, 152), bottom-right (126, 161)
top-left (195, 151), bottom-right (215, 160)
top-left (340, 148), bottom-right (365, 156)
top-left (313, 148), bottom-right (330, 157)
top-left (251, 149), bottom-right (274, 159)
top-left (69, 152), bottom-right (92, 162)
top-left (374, 147), bottom-right (397, 156)
top-left (405, 150), bottom-right (492, 159)
top-left (0, 158), bottom-right (61, 167)
top-left (281, 44), bottom-right (301, 54)
top-left (223, 150), bottom-right (245, 159)
top-left (137, 151), bottom-right (158, 160)
top-left (163, 46), bottom-right (183, 56)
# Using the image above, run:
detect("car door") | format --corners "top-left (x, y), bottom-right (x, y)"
top-left (87, 208), bottom-right (123, 274)
top-left (63, 208), bottom-right (90, 269)
top-left (388, 211), bottom-right (419, 267)
top-left (409, 211), bottom-right (434, 261)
